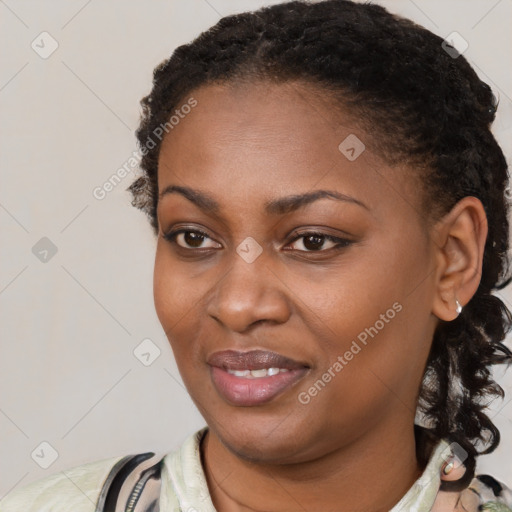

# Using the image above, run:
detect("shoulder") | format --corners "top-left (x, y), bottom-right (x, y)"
top-left (0, 454), bottom-right (128, 512)
top-left (434, 473), bottom-right (512, 512)
top-left (461, 474), bottom-right (512, 511)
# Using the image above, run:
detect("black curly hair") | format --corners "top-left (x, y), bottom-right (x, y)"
top-left (128, 0), bottom-right (512, 491)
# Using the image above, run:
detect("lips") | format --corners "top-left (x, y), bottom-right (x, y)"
top-left (207, 349), bottom-right (309, 406)
top-left (207, 349), bottom-right (307, 371)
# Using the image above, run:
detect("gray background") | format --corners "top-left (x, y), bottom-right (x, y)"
top-left (1, 0), bottom-right (511, 498)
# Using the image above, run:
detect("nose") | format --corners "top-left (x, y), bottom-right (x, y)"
top-left (206, 248), bottom-right (291, 333)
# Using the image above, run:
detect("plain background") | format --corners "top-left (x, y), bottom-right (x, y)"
top-left (1, 0), bottom-right (511, 498)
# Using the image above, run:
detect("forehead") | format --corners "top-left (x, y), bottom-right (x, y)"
top-left (160, 80), bottom-right (357, 165)
top-left (157, 81), bottom-right (422, 223)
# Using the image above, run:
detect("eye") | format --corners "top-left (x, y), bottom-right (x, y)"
top-left (287, 231), bottom-right (353, 252)
top-left (162, 228), bottom-right (353, 254)
top-left (162, 228), bottom-right (221, 250)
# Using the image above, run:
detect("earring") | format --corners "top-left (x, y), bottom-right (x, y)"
top-left (443, 461), bottom-right (455, 475)
top-left (440, 455), bottom-right (467, 481)
top-left (455, 299), bottom-right (463, 315)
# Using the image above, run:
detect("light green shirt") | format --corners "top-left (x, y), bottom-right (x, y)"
top-left (1, 428), bottom-right (510, 511)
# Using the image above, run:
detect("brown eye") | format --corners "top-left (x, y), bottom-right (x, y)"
top-left (288, 232), bottom-right (352, 252)
top-left (163, 229), bottom-right (221, 250)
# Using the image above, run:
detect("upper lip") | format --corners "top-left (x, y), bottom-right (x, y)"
top-left (207, 349), bottom-right (308, 371)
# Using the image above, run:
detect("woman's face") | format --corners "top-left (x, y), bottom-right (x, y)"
top-left (154, 81), bottom-right (439, 464)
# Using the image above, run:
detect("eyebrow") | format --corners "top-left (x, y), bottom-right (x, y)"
top-left (159, 185), bottom-right (369, 215)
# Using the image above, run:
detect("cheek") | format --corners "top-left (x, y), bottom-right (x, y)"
top-left (153, 249), bottom-right (203, 394)
top-left (298, 232), bottom-right (431, 397)
top-left (153, 249), bottom-right (179, 330)
top-left (153, 241), bottom-right (222, 379)
top-left (153, 243), bottom-right (201, 347)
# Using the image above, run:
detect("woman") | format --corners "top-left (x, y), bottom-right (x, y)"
top-left (2, 0), bottom-right (511, 510)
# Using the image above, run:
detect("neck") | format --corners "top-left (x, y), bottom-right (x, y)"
top-left (201, 418), bottom-right (427, 512)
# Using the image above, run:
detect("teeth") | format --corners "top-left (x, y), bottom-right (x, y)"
top-left (251, 369), bottom-right (268, 378)
top-left (229, 370), bottom-right (250, 377)
top-left (226, 367), bottom-right (289, 378)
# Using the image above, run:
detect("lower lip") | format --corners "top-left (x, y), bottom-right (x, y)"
top-left (210, 366), bottom-right (308, 406)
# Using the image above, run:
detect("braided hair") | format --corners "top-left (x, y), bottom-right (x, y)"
top-left (128, 0), bottom-right (512, 491)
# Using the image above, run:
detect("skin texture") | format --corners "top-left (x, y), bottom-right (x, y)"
top-left (153, 81), bottom-right (487, 512)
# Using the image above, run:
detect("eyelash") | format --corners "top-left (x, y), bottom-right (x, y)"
top-left (162, 228), bottom-right (353, 254)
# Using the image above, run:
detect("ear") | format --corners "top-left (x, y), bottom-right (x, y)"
top-left (431, 196), bottom-right (488, 322)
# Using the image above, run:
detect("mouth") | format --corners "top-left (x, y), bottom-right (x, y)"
top-left (207, 349), bottom-right (309, 406)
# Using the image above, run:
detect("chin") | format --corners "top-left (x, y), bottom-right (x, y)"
top-left (223, 431), bottom-right (306, 464)
top-left (207, 409), bottom-right (321, 465)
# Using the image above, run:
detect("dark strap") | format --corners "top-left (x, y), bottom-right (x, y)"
top-left (124, 458), bottom-right (163, 512)
top-left (95, 452), bottom-right (164, 512)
